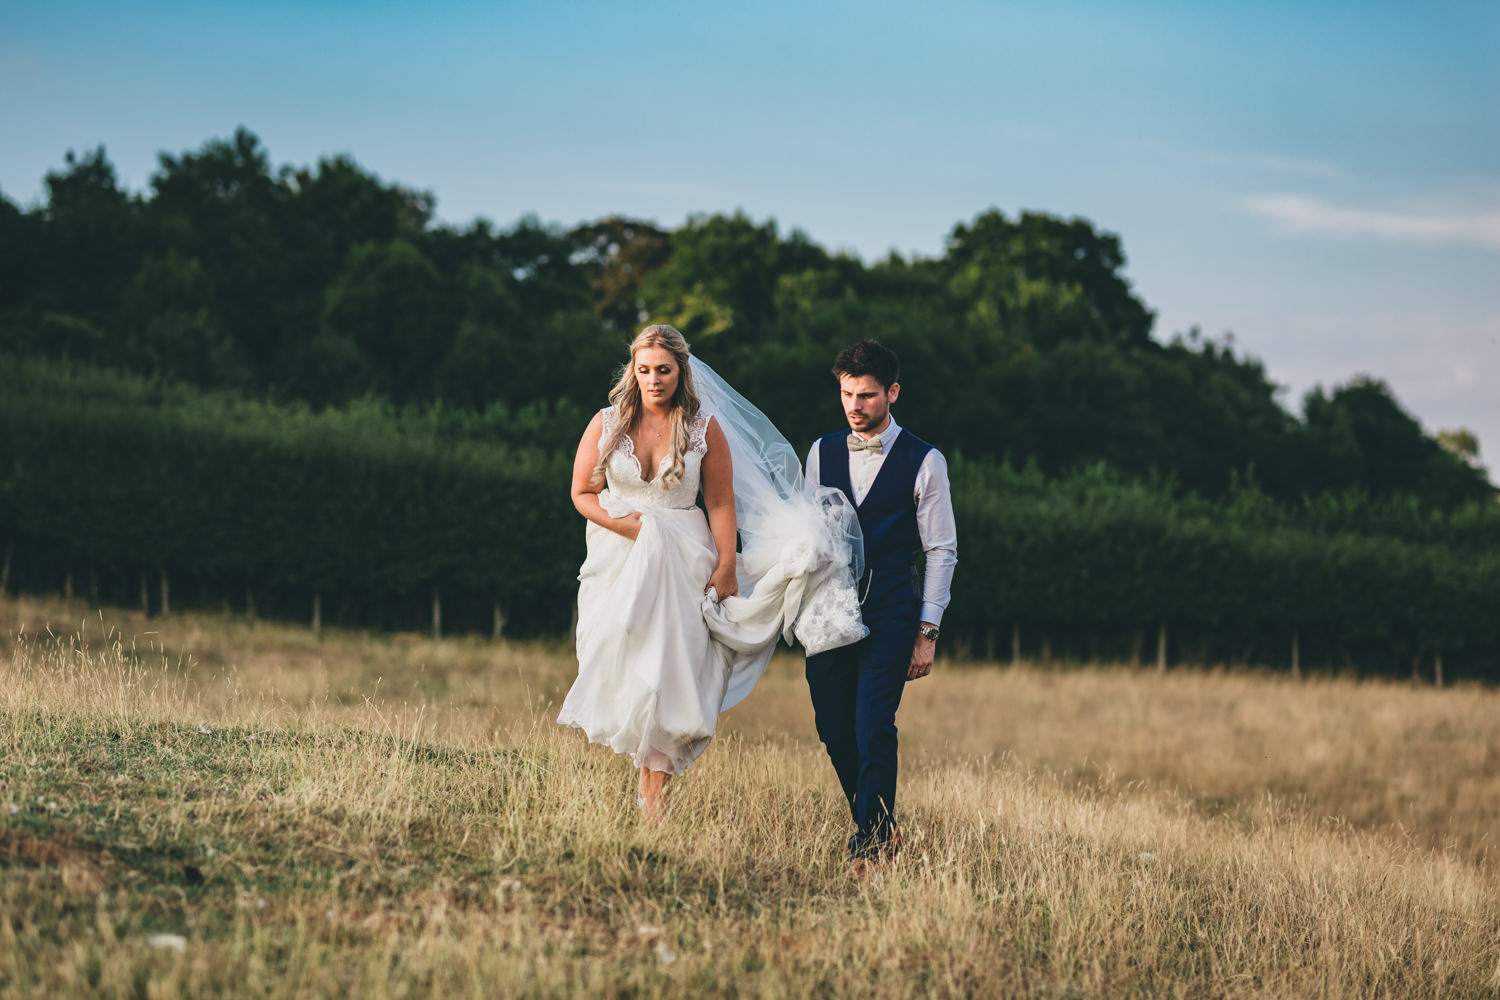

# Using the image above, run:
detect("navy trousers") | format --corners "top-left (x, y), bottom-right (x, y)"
top-left (806, 598), bottom-right (917, 856)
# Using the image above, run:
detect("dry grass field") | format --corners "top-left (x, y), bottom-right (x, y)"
top-left (2, 593), bottom-right (1497, 998)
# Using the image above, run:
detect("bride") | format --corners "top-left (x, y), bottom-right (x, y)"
top-left (558, 324), bottom-right (865, 819)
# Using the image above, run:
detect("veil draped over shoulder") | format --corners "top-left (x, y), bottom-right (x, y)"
top-left (691, 355), bottom-right (868, 709)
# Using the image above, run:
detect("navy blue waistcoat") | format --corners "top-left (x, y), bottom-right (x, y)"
top-left (817, 428), bottom-right (933, 612)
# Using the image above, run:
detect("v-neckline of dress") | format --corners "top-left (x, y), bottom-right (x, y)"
top-left (622, 432), bottom-right (669, 485)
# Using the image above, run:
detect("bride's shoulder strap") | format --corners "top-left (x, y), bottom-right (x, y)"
top-left (688, 410), bottom-right (711, 453)
top-left (600, 405), bottom-right (618, 435)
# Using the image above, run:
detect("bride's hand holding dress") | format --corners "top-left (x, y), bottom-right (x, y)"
top-left (567, 411), bottom-right (645, 542)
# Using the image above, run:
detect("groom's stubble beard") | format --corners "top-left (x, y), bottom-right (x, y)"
top-left (845, 395), bottom-right (890, 435)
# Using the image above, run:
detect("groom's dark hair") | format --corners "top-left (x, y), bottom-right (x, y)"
top-left (832, 339), bottom-right (900, 389)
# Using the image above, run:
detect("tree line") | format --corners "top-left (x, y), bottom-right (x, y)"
top-left (1, 129), bottom-right (1496, 678)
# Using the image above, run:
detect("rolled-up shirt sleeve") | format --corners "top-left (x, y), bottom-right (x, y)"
top-left (915, 450), bottom-right (958, 626)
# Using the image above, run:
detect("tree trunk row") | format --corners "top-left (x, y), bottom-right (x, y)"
top-left (994, 622), bottom-right (1456, 685)
top-left (3, 568), bottom-right (1460, 687)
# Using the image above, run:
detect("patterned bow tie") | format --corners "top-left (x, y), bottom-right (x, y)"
top-left (847, 434), bottom-right (883, 455)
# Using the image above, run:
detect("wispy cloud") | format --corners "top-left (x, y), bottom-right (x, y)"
top-left (1244, 194), bottom-right (1500, 252)
top-left (1124, 141), bottom-right (1350, 180)
top-left (1235, 154), bottom-right (1347, 180)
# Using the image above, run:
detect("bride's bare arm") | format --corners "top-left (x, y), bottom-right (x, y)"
top-left (700, 416), bottom-right (739, 598)
top-left (571, 411), bottom-right (643, 540)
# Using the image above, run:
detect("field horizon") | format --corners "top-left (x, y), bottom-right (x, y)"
top-left (2, 593), bottom-right (1497, 997)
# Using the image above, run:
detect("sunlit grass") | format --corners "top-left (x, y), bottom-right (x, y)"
top-left (2, 594), bottom-right (1497, 997)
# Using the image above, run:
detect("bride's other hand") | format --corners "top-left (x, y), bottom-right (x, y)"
top-left (611, 512), bottom-right (644, 540)
top-left (707, 562), bottom-right (738, 600)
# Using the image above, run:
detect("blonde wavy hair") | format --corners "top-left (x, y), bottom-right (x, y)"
top-left (593, 325), bottom-right (702, 490)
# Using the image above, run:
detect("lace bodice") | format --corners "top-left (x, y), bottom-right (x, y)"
top-left (600, 406), bottom-right (710, 510)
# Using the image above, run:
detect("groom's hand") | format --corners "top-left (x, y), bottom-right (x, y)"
top-left (908, 633), bottom-right (935, 680)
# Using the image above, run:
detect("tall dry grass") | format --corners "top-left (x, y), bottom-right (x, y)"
top-left (2, 594), bottom-right (1497, 998)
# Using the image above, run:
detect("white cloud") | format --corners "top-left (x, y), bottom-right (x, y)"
top-left (1244, 194), bottom-right (1500, 251)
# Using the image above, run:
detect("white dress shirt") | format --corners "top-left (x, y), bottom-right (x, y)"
top-left (805, 418), bottom-right (958, 626)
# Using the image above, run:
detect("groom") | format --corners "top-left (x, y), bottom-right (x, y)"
top-left (804, 339), bottom-right (958, 877)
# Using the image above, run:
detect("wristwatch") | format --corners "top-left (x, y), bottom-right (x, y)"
top-left (918, 623), bottom-right (941, 642)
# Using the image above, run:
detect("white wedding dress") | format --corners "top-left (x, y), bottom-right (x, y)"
top-left (558, 398), bottom-right (866, 776)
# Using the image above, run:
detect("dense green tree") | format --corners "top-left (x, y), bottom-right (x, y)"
top-left (943, 210), bottom-right (1155, 350)
top-left (285, 153), bottom-right (432, 252)
top-left (490, 215), bottom-right (594, 319)
top-left (1301, 378), bottom-right (1490, 506)
top-left (35, 147), bottom-right (140, 330)
top-left (642, 213), bottom-right (829, 345)
top-left (568, 216), bottom-right (672, 334)
top-left (431, 264), bottom-right (522, 409)
top-left (0, 191), bottom-right (39, 315)
top-left (321, 238), bottom-right (453, 400)
top-left (148, 129), bottom-right (295, 371)
top-left (116, 251), bottom-right (251, 387)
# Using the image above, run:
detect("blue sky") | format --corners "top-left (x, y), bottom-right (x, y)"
top-left (4, 1), bottom-right (1497, 471)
